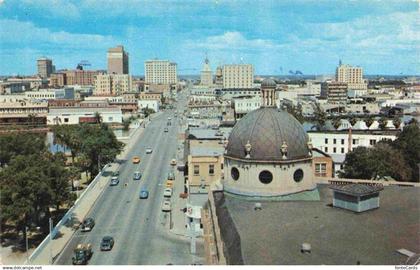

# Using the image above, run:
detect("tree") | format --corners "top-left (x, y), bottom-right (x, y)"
top-left (143, 108), bottom-right (156, 118)
top-left (283, 103), bottom-right (304, 124)
top-left (392, 116), bottom-right (401, 129)
top-left (313, 103), bottom-right (327, 130)
top-left (365, 116), bottom-right (374, 128)
top-left (94, 112), bottom-right (102, 124)
top-left (392, 123), bottom-right (420, 182)
top-left (378, 117), bottom-right (387, 130)
top-left (349, 117), bottom-right (358, 126)
top-left (340, 147), bottom-right (374, 179)
top-left (0, 133), bottom-right (46, 167)
top-left (340, 143), bottom-right (411, 181)
top-left (332, 118), bottom-right (341, 130)
top-left (53, 125), bottom-right (81, 163)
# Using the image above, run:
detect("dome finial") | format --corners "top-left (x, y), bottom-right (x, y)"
top-left (281, 141), bottom-right (288, 159)
top-left (245, 140), bottom-right (252, 158)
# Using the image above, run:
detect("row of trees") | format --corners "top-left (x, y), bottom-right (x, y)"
top-left (0, 133), bottom-right (75, 241)
top-left (340, 122), bottom-right (420, 182)
top-left (0, 123), bottom-right (124, 242)
top-left (53, 123), bottom-right (124, 180)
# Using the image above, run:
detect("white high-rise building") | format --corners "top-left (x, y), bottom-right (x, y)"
top-left (336, 62), bottom-right (367, 92)
top-left (145, 60), bottom-right (178, 85)
top-left (222, 64), bottom-right (254, 89)
top-left (200, 57), bottom-right (213, 86)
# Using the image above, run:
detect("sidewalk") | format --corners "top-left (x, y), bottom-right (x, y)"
top-left (26, 121), bottom-right (148, 265)
top-left (169, 122), bottom-right (188, 237)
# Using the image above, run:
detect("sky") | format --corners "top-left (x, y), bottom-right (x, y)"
top-left (0, 0), bottom-right (419, 76)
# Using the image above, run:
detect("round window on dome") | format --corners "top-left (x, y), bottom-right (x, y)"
top-left (259, 170), bottom-right (273, 184)
top-left (294, 169), bottom-right (304, 182)
top-left (231, 167), bottom-right (240, 181)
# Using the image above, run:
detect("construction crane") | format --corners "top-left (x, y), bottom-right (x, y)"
top-left (76, 60), bottom-right (91, 70)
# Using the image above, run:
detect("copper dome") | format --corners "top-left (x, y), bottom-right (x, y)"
top-left (226, 107), bottom-right (310, 161)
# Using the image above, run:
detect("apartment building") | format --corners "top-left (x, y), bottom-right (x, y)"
top-left (336, 63), bottom-right (367, 91)
top-left (321, 81), bottom-right (348, 104)
top-left (94, 74), bottom-right (132, 96)
top-left (37, 57), bottom-right (53, 78)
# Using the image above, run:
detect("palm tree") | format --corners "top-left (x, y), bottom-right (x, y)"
top-left (94, 112), bottom-right (102, 124)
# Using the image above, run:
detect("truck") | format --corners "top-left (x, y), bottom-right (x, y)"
top-left (72, 243), bottom-right (93, 265)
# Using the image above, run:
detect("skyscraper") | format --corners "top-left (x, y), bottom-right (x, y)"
top-left (222, 64), bottom-right (254, 89)
top-left (37, 57), bottom-right (53, 78)
top-left (107, 45), bottom-right (129, 74)
top-left (145, 60), bottom-right (178, 85)
top-left (335, 63), bottom-right (367, 90)
top-left (200, 57), bottom-right (213, 86)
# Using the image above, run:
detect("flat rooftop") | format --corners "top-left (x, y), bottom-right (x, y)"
top-left (214, 184), bottom-right (420, 265)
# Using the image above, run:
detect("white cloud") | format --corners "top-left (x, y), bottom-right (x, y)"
top-left (0, 19), bottom-right (116, 48)
top-left (186, 31), bottom-right (279, 51)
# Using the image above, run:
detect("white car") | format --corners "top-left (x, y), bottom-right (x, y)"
top-left (161, 199), bottom-right (171, 212)
top-left (146, 148), bottom-right (153, 154)
top-left (163, 188), bottom-right (172, 198)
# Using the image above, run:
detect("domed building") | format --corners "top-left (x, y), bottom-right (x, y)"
top-left (223, 78), bottom-right (316, 197)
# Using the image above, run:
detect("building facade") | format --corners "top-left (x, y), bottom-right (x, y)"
top-left (336, 63), bottom-right (367, 90)
top-left (200, 57), bottom-right (213, 86)
top-left (47, 107), bottom-right (123, 125)
top-left (37, 57), bottom-right (53, 78)
top-left (94, 74), bottom-right (132, 96)
top-left (321, 81), bottom-right (348, 104)
top-left (222, 64), bottom-right (254, 89)
top-left (107, 45), bottom-right (129, 74)
top-left (145, 59), bottom-right (178, 84)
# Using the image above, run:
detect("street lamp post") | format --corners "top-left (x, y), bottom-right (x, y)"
top-left (49, 218), bottom-right (53, 265)
top-left (25, 226), bottom-right (29, 263)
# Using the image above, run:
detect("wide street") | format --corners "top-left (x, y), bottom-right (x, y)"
top-left (55, 90), bottom-right (201, 265)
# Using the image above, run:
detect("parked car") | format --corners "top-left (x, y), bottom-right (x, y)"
top-left (164, 127), bottom-right (169, 132)
top-left (161, 199), bottom-right (171, 212)
top-left (146, 148), bottom-right (153, 154)
top-left (100, 236), bottom-right (114, 251)
top-left (110, 178), bottom-right (119, 186)
top-left (112, 171), bottom-right (119, 177)
top-left (170, 159), bottom-right (176, 166)
top-left (132, 156), bottom-right (141, 164)
top-left (72, 243), bottom-right (92, 265)
top-left (163, 188), bottom-right (173, 198)
top-left (167, 172), bottom-right (175, 180)
top-left (139, 188), bottom-right (149, 199)
top-left (80, 218), bottom-right (95, 232)
top-left (133, 171), bottom-right (142, 180)
top-left (165, 180), bottom-right (174, 188)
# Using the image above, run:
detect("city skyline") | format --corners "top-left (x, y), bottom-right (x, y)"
top-left (0, 0), bottom-right (418, 76)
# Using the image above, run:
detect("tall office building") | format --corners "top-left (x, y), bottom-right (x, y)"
top-left (145, 60), bottom-right (178, 85)
top-left (37, 57), bottom-right (53, 78)
top-left (222, 64), bottom-right (254, 89)
top-left (200, 57), bottom-right (213, 86)
top-left (336, 63), bottom-right (367, 90)
top-left (107, 45), bottom-right (129, 74)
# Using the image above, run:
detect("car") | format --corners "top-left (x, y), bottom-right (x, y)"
top-left (167, 172), bottom-right (175, 180)
top-left (132, 156), bottom-right (141, 164)
top-left (112, 171), bottom-right (119, 177)
top-left (146, 148), bottom-right (153, 154)
top-left (100, 236), bottom-right (114, 251)
top-left (170, 159), bottom-right (177, 166)
top-left (163, 188), bottom-right (172, 198)
top-left (161, 199), bottom-right (171, 212)
top-left (165, 180), bottom-right (174, 188)
top-left (110, 178), bottom-right (119, 186)
top-left (139, 188), bottom-right (149, 199)
top-left (80, 218), bottom-right (95, 232)
top-left (164, 127), bottom-right (169, 132)
top-left (133, 171), bottom-right (142, 180)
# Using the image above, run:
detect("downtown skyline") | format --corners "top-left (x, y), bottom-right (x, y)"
top-left (0, 0), bottom-right (418, 76)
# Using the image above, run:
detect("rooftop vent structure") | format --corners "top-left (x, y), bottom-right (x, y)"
top-left (301, 243), bottom-right (311, 254)
top-left (329, 183), bottom-right (384, 213)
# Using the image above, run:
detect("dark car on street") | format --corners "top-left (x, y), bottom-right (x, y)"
top-left (110, 178), bottom-right (119, 186)
top-left (80, 218), bottom-right (95, 232)
top-left (139, 188), bottom-right (149, 199)
top-left (100, 236), bottom-right (115, 251)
